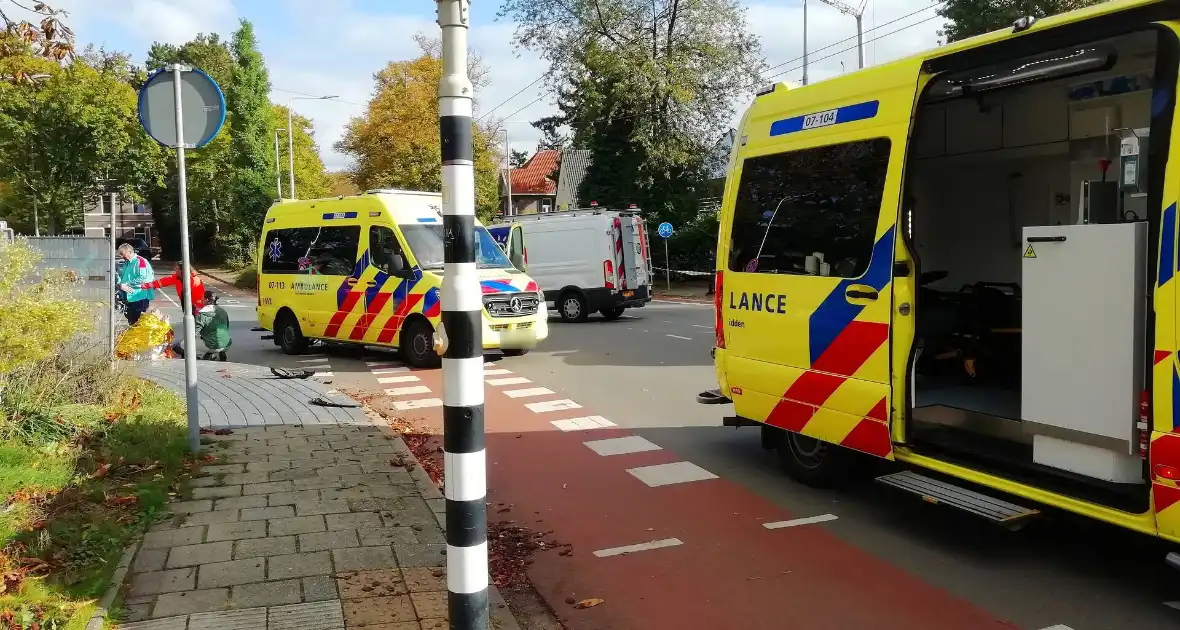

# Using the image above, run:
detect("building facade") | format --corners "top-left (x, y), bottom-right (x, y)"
top-left (81, 191), bottom-right (156, 246)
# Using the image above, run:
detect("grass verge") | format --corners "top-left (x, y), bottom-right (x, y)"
top-left (0, 365), bottom-right (197, 629)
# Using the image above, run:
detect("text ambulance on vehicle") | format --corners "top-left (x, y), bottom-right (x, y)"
top-left (698, 0), bottom-right (1180, 565)
top-left (256, 189), bottom-right (547, 368)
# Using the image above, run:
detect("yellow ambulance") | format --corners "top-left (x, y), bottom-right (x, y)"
top-left (700, 0), bottom-right (1180, 559)
top-left (256, 189), bottom-right (546, 367)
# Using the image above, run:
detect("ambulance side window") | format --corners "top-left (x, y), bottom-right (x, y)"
top-left (307, 226), bottom-right (361, 276)
top-left (261, 227), bottom-right (318, 273)
top-left (369, 226), bottom-right (407, 274)
top-left (728, 138), bottom-right (891, 278)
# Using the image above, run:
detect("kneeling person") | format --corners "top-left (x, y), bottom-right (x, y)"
top-left (173, 299), bottom-right (231, 360)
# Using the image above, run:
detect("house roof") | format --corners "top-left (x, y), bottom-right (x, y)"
top-left (555, 149), bottom-right (591, 209)
top-left (508, 149), bottom-right (560, 196)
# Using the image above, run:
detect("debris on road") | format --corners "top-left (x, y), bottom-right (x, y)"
top-left (574, 598), bottom-right (605, 609)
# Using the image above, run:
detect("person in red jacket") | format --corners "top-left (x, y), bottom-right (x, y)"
top-left (144, 263), bottom-right (207, 312)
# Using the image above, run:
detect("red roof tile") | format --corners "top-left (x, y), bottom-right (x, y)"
top-left (508, 150), bottom-right (560, 195)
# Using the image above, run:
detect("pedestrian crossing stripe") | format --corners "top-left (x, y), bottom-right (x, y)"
top-left (1023, 244), bottom-right (1037, 259)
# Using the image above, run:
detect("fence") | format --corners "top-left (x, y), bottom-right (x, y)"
top-left (25, 236), bottom-right (115, 353)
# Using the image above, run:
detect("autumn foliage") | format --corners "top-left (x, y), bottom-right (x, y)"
top-left (336, 35), bottom-right (503, 222)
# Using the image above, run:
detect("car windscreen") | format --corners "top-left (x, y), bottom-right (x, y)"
top-left (398, 224), bottom-right (514, 270)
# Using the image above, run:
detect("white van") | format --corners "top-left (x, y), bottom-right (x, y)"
top-left (489, 206), bottom-right (653, 321)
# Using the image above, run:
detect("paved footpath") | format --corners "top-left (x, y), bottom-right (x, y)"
top-left (115, 361), bottom-right (519, 629)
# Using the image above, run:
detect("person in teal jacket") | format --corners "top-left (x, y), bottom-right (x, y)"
top-left (116, 243), bottom-right (155, 325)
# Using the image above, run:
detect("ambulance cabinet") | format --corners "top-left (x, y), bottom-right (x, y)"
top-left (1021, 223), bottom-right (1147, 483)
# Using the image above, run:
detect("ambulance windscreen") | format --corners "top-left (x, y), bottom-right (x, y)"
top-left (399, 224), bottom-right (515, 270)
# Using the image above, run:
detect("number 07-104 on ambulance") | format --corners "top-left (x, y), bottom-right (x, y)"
top-left (700, 0), bottom-right (1180, 563)
top-left (255, 189), bottom-right (547, 368)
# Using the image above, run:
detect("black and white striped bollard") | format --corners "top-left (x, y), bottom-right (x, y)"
top-left (437, 1), bottom-right (488, 628)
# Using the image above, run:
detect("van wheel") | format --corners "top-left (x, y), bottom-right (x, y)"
top-left (776, 429), bottom-right (862, 488)
top-left (558, 291), bottom-right (589, 322)
top-left (400, 318), bottom-right (440, 369)
top-left (600, 306), bottom-right (625, 321)
top-left (277, 313), bottom-right (309, 355)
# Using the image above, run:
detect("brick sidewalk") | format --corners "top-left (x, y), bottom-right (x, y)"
top-left (114, 363), bottom-right (519, 629)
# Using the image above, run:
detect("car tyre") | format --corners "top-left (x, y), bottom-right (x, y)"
top-left (600, 306), bottom-right (625, 321)
top-left (277, 313), bottom-right (309, 355)
top-left (775, 428), bottom-right (863, 488)
top-left (400, 318), bottom-right (441, 369)
top-left (558, 291), bottom-right (589, 323)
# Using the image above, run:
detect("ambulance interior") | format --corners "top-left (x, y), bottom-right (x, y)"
top-left (903, 28), bottom-right (1170, 512)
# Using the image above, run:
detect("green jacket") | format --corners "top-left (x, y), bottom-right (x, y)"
top-left (195, 305), bottom-right (231, 351)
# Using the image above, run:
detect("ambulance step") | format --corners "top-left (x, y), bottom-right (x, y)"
top-left (875, 471), bottom-right (1040, 524)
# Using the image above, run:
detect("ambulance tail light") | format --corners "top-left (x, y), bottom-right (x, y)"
top-left (1155, 464), bottom-right (1180, 481)
top-left (1139, 390), bottom-right (1150, 460)
top-left (604, 260), bottom-right (615, 289)
top-left (714, 271), bottom-right (725, 349)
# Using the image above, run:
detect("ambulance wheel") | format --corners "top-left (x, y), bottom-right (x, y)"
top-left (276, 312), bottom-right (308, 355)
top-left (558, 291), bottom-right (589, 322)
top-left (400, 318), bottom-right (440, 369)
top-left (502, 349), bottom-right (529, 357)
top-left (600, 306), bottom-right (625, 321)
top-left (776, 430), bottom-right (861, 488)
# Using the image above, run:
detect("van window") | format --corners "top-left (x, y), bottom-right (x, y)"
top-left (399, 224), bottom-right (514, 270)
top-left (728, 138), bottom-right (891, 278)
top-left (262, 226), bottom-right (361, 275)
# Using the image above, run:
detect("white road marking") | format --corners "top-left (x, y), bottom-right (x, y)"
top-left (386, 385), bottom-right (432, 396)
top-left (392, 398), bottom-right (443, 411)
top-left (584, 436), bottom-right (662, 456)
top-left (1036, 626), bottom-right (1076, 630)
top-left (370, 367), bottom-right (409, 375)
top-left (763, 514), bottom-right (838, 529)
top-left (298, 358), bottom-right (330, 364)
top-left (160, 290), bottom-right (180, 307)
top-left (551, 416), bottom-right (617, 432)
top-left (366, 360), bottom-right (396, 366)
top-left (593, 538), bottom-right (683, 558)
top-left (377, 375), bottom-right (420, 384)
top-left (692, 324), bottom-right (711, 329)
top-left (487, 376), bottom-right (531, 386)
top-left (627, 461), bottom-right (718, 487)
top-left (503, 387), bottom-right (554, 399)
top-left (314, 372), bottom-right (335, 378)
top-left (666, 334), bottom-right (692, 340)
top-left (651, 300), bottom-right (711, 307)
top-left (526, 399), bottom-right (583, 413)
top-left (484, 368), bottom-right (513, 376)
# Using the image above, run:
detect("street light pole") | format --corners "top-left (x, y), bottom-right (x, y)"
top-left (286, 95), bottom-right (338, 198)
top-left (818, 0), bottom-right (871, 69)
top-left (499, 128), bottom-right (512, 216)
top-left (437, 1), bottom-right (488, 628)
top-left (802, 0), bottom-right (809, 85)
top-left (274, 129), bottom-right (283, 199)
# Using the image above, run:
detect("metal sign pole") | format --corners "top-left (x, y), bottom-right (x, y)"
top-left (437, 1), bottom-right (488, 628)
top-left (664, 239), bottom-right (671, 291)
top-left (109, 198), bottom-right (116, 357)
top-left (170, 64), bottom-right (201, 454)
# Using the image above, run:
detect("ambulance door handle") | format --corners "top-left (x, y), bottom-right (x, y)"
top-left (845, 287), bottom-right (878, 301)
top-left (1027, 236), bottom-right (1066, 243)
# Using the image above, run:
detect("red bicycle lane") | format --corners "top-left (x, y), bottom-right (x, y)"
top-left (395, 365), bottom-right (1016, 630)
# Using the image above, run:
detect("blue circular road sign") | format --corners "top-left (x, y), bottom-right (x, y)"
top-left (138, 66), bottom-right (226, 149)
top-left (657, 222), bottom-right (674, 239)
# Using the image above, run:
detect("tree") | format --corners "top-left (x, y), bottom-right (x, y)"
top-left (224, 19), bottom-right (274, 262)
top-left (272, 104), bottom-right (331, 199)
top-left (937, 0), bottom-right (1102, 42)
top-left (499, 0), bottom-right (763, 229)
top-left (0, 50), bottom-right (164, 234)
top-left (335, 35), bottom-right (502, 221)
top-left (509, 150), bottom-right (529, 169)
top-left (0, 0), bottom-right (72, 69)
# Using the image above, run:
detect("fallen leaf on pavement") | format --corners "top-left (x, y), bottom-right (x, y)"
top-left (90, 463), bottom-right (111, 479)
top-left (575, 598), bottom-right (604, 609)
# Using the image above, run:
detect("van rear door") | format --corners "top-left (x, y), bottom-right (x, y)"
top-left (620, 215), bottom-right (650, 289)
top-left (720, 62), bottom-right (925, 459)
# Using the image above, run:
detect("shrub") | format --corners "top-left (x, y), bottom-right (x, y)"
top-left (235, 266), bottom-right (258, 290)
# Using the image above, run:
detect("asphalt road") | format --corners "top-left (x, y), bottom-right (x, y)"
top-left (151, 285), bottom-right (1180, 630)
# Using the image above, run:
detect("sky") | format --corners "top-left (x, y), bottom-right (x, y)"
top-left (27, 0), bottom-right (947, 172)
